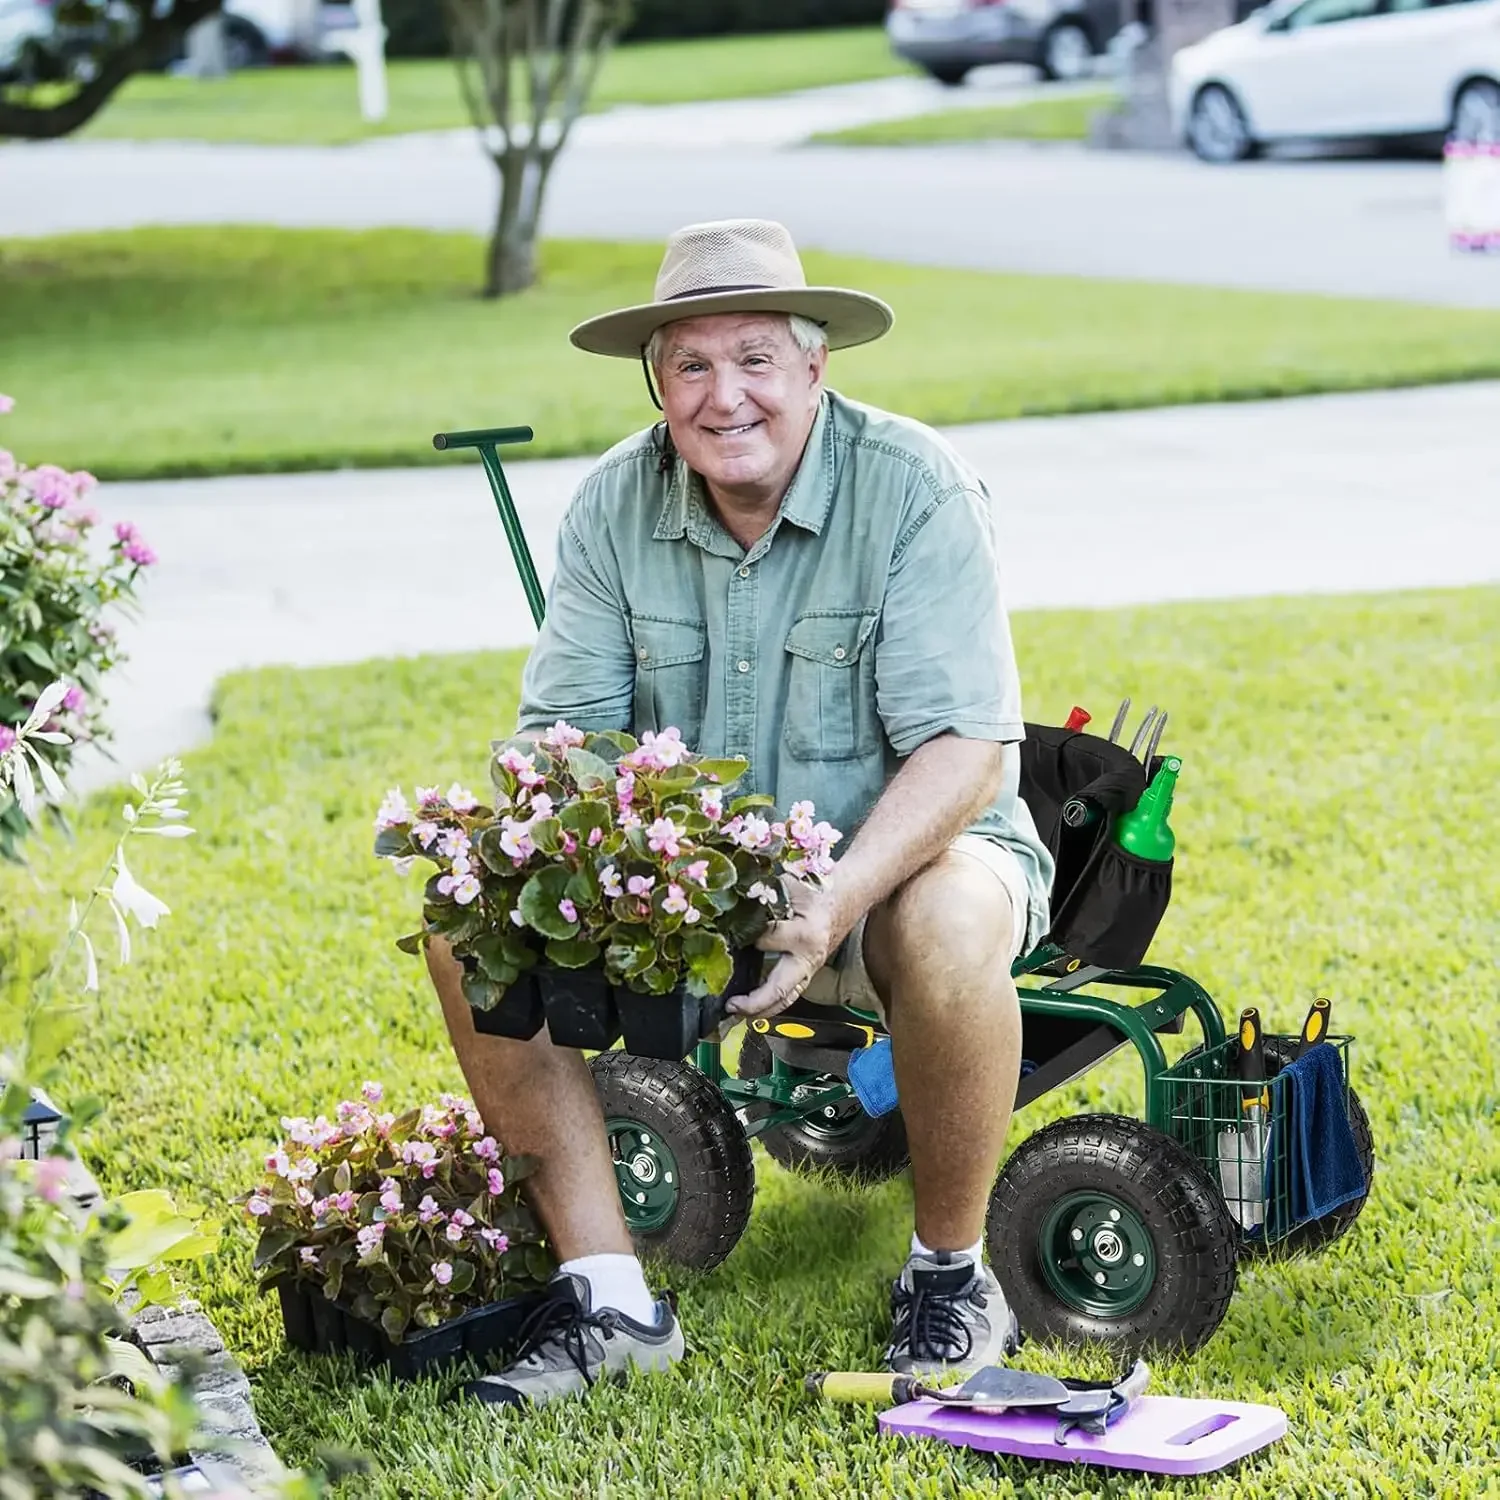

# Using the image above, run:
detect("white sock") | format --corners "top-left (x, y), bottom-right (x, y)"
top-left (558, 1253), bottom-right (660, 1326)
top-left (912, 1231), bottom-right (986, 1269)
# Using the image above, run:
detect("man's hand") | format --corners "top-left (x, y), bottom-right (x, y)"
top-left (728, 878), bottom-right (844, 1021)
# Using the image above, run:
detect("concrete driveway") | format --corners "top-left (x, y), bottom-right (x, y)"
top-left (67, 382), bottom-right (1500, 795)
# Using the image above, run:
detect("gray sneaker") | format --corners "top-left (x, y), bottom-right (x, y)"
top-left (885, 1251), bottom-right (1020, 1380)
top-left (456, 1272), bottom-right (684, 1410)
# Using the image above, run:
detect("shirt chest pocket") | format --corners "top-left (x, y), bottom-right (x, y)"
top-left (631, 615), bottom-right (707, 751)
top-left (783, 610), bottom-right (880, 763)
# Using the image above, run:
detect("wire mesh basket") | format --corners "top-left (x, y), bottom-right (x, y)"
top-left (1160, 1034), bottom-right (1354, 1245)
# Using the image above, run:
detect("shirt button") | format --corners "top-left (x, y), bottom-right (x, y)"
top-left (738, 566), bottom-right (750, 579)
top-left (638, 648), bottom-right (649, 662)
top-left (736, 660), bottom-right (750, 674)
top-left (833, 646), bottom-right (847, 661)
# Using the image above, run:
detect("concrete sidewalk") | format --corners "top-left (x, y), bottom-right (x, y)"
top-left (65, 382), bottom-right (1500, 797)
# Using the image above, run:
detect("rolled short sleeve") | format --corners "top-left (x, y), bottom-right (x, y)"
top-left (516, 509), bottom-right (635, 734)
top-left (874, 484), bottom-right (1026, 756)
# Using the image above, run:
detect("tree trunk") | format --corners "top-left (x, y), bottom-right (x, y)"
top-left (483, 150), bottom-right (543, 296)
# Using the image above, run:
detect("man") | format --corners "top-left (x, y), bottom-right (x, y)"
top-left (428, 218), bottom-right (1055, 1409)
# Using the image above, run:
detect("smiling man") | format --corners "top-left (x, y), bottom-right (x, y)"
top-left (428, 219), bottom-right (1055, 1410)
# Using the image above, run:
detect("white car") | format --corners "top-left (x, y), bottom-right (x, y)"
top-left (1170, 0), bottom-right (1500, 162)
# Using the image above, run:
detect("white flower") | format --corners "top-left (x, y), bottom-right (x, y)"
top-left (110, 848), bottom-right (170, 929)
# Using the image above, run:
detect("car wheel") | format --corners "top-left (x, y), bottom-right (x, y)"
top-left (1188, 83), bottom-right (1256, 163)
top-left (924, 63), bottom-right (971, 88)
top-left (1041, 22), bottom-right (1094, 83)
top-left (1452, 78), bottom-right (1500, 145)
top-left (224, 18), bottom-right (270, 71)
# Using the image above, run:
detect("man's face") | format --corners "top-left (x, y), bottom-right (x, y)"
top-left (653, 313), bottom-right (827, 499)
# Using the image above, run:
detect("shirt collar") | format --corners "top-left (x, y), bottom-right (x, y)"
top-left (653, 392), bottom-right (836, 548)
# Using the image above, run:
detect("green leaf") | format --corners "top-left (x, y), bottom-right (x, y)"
top-left (586, 730), bottom-right (635, 759)
top-left (373, 827), bottom-right (410, 859)
top-left (252, 1227), bottom-right (299, 1271)
top-left (15, 639), bottom-right (54, 672)
top-left (682, 930), bottom-right (733, 997)
top-left (544, 936), bottom-right (602, 968)
top-left (684, 847), bottom-right (737, 891)
top-left (559, 798), bottom-right (611, 838)
top-left (334, 1159), bottom-right (352, 1193)
top-left (693, 758), bottom-right (750, 788)
top-left (529, 817), bottom-right (564, 856)
top-left (380, 1305), bottom-right (408, 1342)
top-left (518, 866), bottom-right (577, 939)
top-left (446, 1258), bottom-right (476, 1294)
top-left (0, 1266), bottom-right (60, 1298)
top-left (729, 794), bottom-right (775, 814)
top-left (475, 825), bottom-right (516, 874)
top-left (565, 747), bottom-right (615, 790)
top-left (395, 931), bottom-right (426, 957)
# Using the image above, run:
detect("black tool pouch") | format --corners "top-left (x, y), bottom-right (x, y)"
top-left (1020, 724), bottom-right (1174, 971)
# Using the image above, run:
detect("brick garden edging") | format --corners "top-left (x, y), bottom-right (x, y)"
top-left (131, 1300), bottom-right (284, 1495)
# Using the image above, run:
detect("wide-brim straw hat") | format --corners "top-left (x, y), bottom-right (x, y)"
top-left (569, 219), bottom-right (894, 359)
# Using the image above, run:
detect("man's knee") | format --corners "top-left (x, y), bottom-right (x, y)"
top-left (865, 851), bottom-right (1018, 1002)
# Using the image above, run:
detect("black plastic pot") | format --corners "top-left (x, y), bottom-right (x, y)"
top-left (469, 970), bottom-right (545, 1041)
top-left (615, 947), bottom-right (764, 1061)
top-left (276, 1279), bottom-right (543, 1382)
top-left (535, 964), bottom-right (623, 1051)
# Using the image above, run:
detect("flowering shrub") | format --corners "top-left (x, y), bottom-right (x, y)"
top-left (374, 722), bottom-right (841, 1009)
top-left (0, 395), bottom-right (157, 861)
top-left (239, 1084), bottom-right (552, 1341)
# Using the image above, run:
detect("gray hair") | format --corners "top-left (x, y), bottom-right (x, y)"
top-left (647, 312), bottom-right (828, 370)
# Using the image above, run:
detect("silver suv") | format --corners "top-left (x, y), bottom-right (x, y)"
top-left (886, 0), bottom-right (1124, 84)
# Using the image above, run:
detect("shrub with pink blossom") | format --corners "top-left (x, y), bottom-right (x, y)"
top-left (238, 1084), bottom-right (552, 1341)
top-left (374, 722), bottom-right (841, 1012)
top-left (0, 396), bottom-right (156, 861)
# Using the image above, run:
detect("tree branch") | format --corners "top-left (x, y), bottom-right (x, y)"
top-left (0, 0), bottom-right (223, 141)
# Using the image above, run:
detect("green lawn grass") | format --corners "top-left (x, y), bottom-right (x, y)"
top-left (6, 227), bottom-right (1500, 482)
top-left (75, 29), bottom-right (912, 145)
top-left (809, 88), bottom-right (1117, 146)
top-left (1, 585), bottom-right (1497, 1496)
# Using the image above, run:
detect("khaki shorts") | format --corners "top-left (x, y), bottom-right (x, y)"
top-left (802, 834), bottom-right (1032, 1025)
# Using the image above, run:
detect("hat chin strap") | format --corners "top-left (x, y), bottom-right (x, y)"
top-left (639, 346), bottom-right (664, 413)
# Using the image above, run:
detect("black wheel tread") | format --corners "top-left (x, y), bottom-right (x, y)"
top-left (591, 1051), bottom-right (754, 1273)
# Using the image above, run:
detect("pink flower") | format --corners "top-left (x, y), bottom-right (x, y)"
top-left (446, 783), bottom-right (478, 812)
top-left (450, 873), bottom-right (481, 905)
top-left (295, 1186), bottom-right (314, 1207)
top-left (527, 792), bottom-right (554, 820)
top-left (415, 786), bottom-right (444, 810)
top-left (71, 470), bottom-right (97, 496)
top-left (615, 771), bottom-right (635, 810)
top-left (0, 726), bottom-right (14, 755)
top-left (474, 1136), bottom-right (500, 1162)
top-left (362, 1080), bottom-right (384, 1104)
top-left (327, 1191), bottom-right (357, 1215)
top-left (626, 727), bottom-right (690, 770)
top-left (683, 906), bottom-right (701, 925)
top-left (264, 1149), bottom-right (291, 1176)
top-left (487, 1167), bottom-right (505, 1196)
top-left (700, 787), bottom-right (724, 821)
top-left (498, 815), bottom-right (535, 863)
top-left (0, 451), bottom-right (14, 483)
top-left (374, 788), bottom-right (411, 831)
top-left (60, 686), bottom-right (85, 715)
top-left (587, 827), bottom-right (604, 847)
top-left (412, 821), bottom-right (440, 850)
top-left (379, 1178), bottom-right (402, 1214)
top-left (432, 1261), bottom-right (454, 1286)
top-left (626, 874), bottom-right (654, 898)
top-left (541, 720), bottom-right (586, 751)
top-left (246, 1193), bottom-right (272, 1217)
top-left (683, 859), bottom-right (709, 887)
top-left (464, 1110), bottom-right (485, 1137)
top-left (618, 811), bottom-right (642, 833)
top-left (123, 540), bottom-right (157, 567)
top-left (402, 1141), bottom-right (438, 1170)
top-left (600, 866), bottom-right (623, 899)
top-left (480, 1228), bottom-right (509, 1254)
top-left (0, 393), bottom-right (12, 413)
top-left (558, 898), bottom-right (578, 923)
top-left (497, 748), bottom-right (543, 788)
top-left (356, 1222), bottom-right (386, 1258)
top-left (735, 815), bottom-right (772, 850)
top-left (646, 818), bottom-right (682, 857)
top-left (33, 1157), bottom-right (70, 1203)
top-left (747, 881), bottom-right (779, 906)
top-left (436, 827), bottom-right (471, 860)
top-left (445, 1220), bottom-right (467, 1244)
top-left (113, 520), bottom-right (137, 543)
top-left (298, 1246), bottom-right (319, 1267)
top-left (418, 1196), bottom-right (444, 1225)
top-left (561, 831), bottom-right (578, 854)
top-left (663, 884), bottom-right (690, 916)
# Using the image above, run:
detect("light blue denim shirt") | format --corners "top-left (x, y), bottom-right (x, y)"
top-left (517, 388), bottom-right (1055, 951)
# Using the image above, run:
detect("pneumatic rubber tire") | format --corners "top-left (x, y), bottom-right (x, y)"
top-left (1040, 22), bottom-right (1094, 83)
top-left (591, 1052), bottom-right (754, 1272)
top-left (735, 1032), bottom-right (910, 1183)
top-left (1188, 83), bottom-right (1257, 163)
top-left (987, 1113), bottom-right (1238, 1356)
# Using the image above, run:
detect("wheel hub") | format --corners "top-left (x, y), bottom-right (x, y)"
top-left (605, 1119), bottom-right (680, 1233)
top-left (1039, 1192), bottom-right (1156, 1317)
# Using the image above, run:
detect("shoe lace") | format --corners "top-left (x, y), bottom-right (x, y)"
top-left (891, 1276), bottom-right (977, 1364)
top-left (511, 1296), bottom-right (618, 1386)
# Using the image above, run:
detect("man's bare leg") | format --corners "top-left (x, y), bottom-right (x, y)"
top-left (427, 938), bottom-right (630, 1261)
top-left (863, 851), bottom-right (1022, 1251)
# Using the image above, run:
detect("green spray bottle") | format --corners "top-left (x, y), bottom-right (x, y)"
top-left (1113, 756), bottom-right (1181, 862)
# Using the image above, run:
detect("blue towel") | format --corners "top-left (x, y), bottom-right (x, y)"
top-left (1269, 1043), bottom-right (1367, 1234)
top-left (848, 1038), bottom-right (899, 1118)
top-left (846, 1041), bottom-right (1039, 1120)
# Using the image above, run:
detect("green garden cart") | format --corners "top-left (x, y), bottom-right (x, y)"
top-left (435, 424), bottom-right (1375, 1356)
